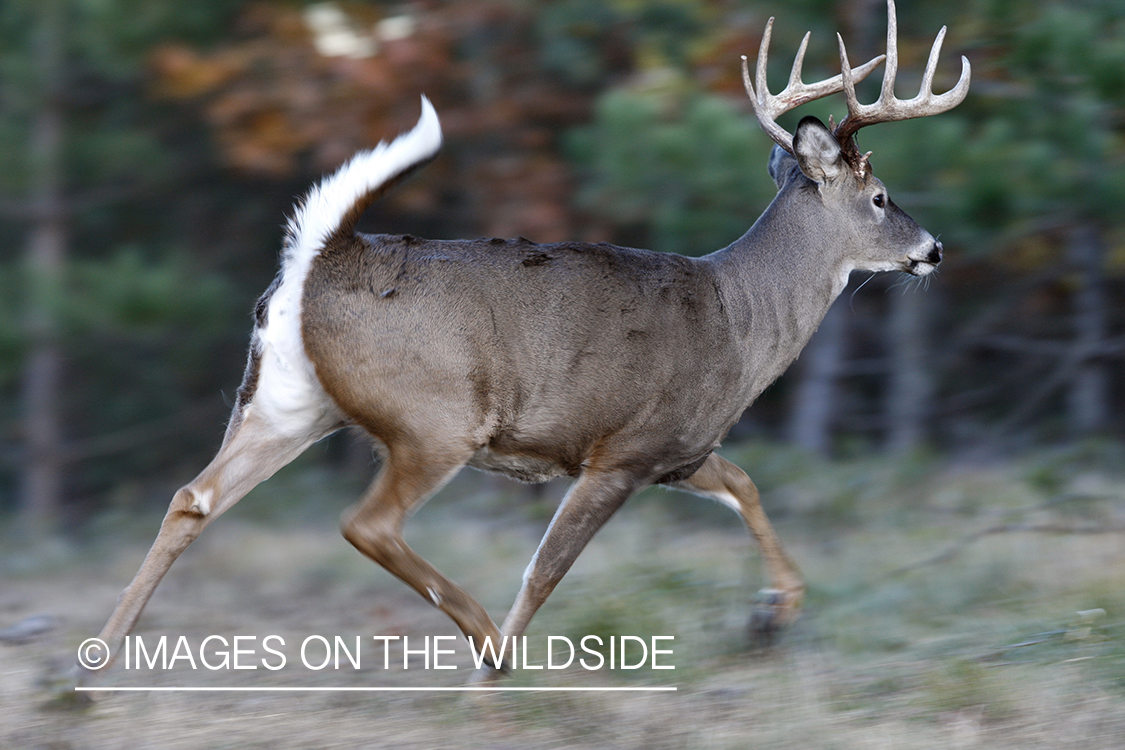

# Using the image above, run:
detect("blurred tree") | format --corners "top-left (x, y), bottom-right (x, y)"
top-left (899, 0), bottom-right (1125, 445)
top-left (1002, 2), bottom-right (1125, 437)
top-left (0, 0), bottom-right (244, 535)
top-left (535, 0), bottom-right (630, 89)
top-left (17, 0), bottom-right (67, 538)
top-left (787, 301), bottom-right (848, 453)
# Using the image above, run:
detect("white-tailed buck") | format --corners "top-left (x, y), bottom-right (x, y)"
top-left (79, 0), bottom-right (968, 683)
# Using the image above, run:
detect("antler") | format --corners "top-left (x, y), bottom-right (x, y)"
top-left (834, 0), bottom-right (971, 176)
top-left (742, 19), bottom-right (884, 155)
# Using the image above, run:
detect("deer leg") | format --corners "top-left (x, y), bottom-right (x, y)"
top-left (673, 454), bottom-right (805, 642)
top-left (493, 469), bottom-right (638, 660)
top-left (79, 413), bottom-right (328, 688)
top-left (77, 407), bottom-right (333, 684)
top-left (77, 502), bottom-right (203, 686)
top-left (464, 468), bottom-right (639, 684)
top-left (340, 445), bottom-right (505, 660)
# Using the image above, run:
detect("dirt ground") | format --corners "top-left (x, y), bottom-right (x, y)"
top-left (3, 455), bottom-right (1125, 748)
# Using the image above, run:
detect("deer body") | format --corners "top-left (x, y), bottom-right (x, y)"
top-left (304, 234), bottom-right (823, 485)
top-left (306, 235), bottom-right (736, 483)
top-left (80, 0), bottom-right (967, 685)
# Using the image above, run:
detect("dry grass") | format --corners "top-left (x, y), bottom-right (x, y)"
top-left (3, 443), bottom-right (1125, 748)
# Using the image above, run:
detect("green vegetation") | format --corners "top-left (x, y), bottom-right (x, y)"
top-left (568, 89), bottom-right (776, 255)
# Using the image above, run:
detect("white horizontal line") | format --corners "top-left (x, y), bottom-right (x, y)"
top-left (75, 686), bottom-right (677, 693)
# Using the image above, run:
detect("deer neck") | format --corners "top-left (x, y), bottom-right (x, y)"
top-left (706, 196), bottom-right (852, 397)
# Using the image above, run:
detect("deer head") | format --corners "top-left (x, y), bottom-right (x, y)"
top-left (739, 0), bottom-right (969, 281)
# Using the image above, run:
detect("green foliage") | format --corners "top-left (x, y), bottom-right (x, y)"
top-left (0, 0), bottom-right (239, 192)
top-left (627, 0), bottom-right (706, 69)
top-left (961, 1), bottom-right (1125, 235)
top-left (71, 0), bottom-right (241, 75)
top-left (536, 0), bottom-right (708, 85)
top-left (64, 247), bottom-right (234, 340)
top-left (536, 0), bottom-right (626, 87)
top-left (568, 88), bottom-right (777, 255)
top-left (0, 246), bottom-right (245, 514)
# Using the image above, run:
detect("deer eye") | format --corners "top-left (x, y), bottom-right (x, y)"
top-left (873, 193), bottom-right (886, 208)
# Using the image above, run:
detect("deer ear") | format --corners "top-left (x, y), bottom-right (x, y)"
top-left (792, 116), bottom-right (844, 185)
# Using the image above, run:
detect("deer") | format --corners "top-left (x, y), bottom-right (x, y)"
top-left (76, 0), bottom-right (968, 686)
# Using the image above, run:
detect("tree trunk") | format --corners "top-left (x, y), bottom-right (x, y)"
top-left (1067, 223), bottom-right (1108, 437)
top-left (885, 289), bottom-right (933, 455)
top-left (20, 0), bottom-right (67, 538)
top-left (787, 299), bottom-right (847, 454)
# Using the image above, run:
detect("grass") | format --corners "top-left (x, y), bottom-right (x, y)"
top-left (3, 440), bottom-right (1125, 747)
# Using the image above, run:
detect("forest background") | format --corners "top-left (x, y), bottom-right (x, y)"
top-left (3, 2), bottom-right (1125, 745)
top-left (0, 0), bottom-right (1123, 540)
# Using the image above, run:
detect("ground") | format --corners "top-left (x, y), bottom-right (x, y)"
top-left (3, 443), bottom-right (1125, 748)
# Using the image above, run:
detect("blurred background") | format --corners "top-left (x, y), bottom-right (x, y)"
top-left (0, 0), bottom-right (1122, 538)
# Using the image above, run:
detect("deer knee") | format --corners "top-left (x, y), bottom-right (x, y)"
top-left (340, 510), bottom-right (402, 564)
top-left (339, 511), bottom-right (368, 548)
top-left (171, 485), bottom-right (213, 516)
top-left (153, 488), bottom-right (209, 551)
top-left (724, 473), bottom-right (761, 506)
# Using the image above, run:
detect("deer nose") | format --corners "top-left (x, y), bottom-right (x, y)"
top-left (926, 240), bottom-right (943, 265)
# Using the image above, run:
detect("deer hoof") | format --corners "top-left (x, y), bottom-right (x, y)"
top-left (41, 663), bottom-right (97, 709)
top-left (467, 660), bottom-right (510, 686)
top-left (748, 587), bottom-right (800, 647)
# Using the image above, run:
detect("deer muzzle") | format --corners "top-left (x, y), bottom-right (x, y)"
top-left (906, 240), bottom-right (943, 276)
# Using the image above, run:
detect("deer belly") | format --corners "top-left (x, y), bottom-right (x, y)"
top-left (466, 446), bottom-right (574, 484)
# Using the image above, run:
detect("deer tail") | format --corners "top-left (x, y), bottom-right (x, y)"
top-left (282, 95), bottom-right (442, 268)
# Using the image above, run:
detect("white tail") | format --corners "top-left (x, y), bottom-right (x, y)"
top-left (78, 0), bottom-right (967, 685)
top-left (284, 95), bottom-right (441, 261)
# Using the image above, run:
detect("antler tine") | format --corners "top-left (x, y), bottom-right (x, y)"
top-left (880, 0), bottom-right (899, 106)
top-left (754, 17), bottom-right (776, 111)
top-left (923, 27), bottom-right (972, 112)
top-left (744, 17), bottom-right (884, 155)
top-left (788, 32), bottom-right (812, 92)
top-left (834, 0), bottom-right (971, 165)
top-left (743, 18), bottom-right (800, 154)
top-left (920, 25), bottom-right (945, 96)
